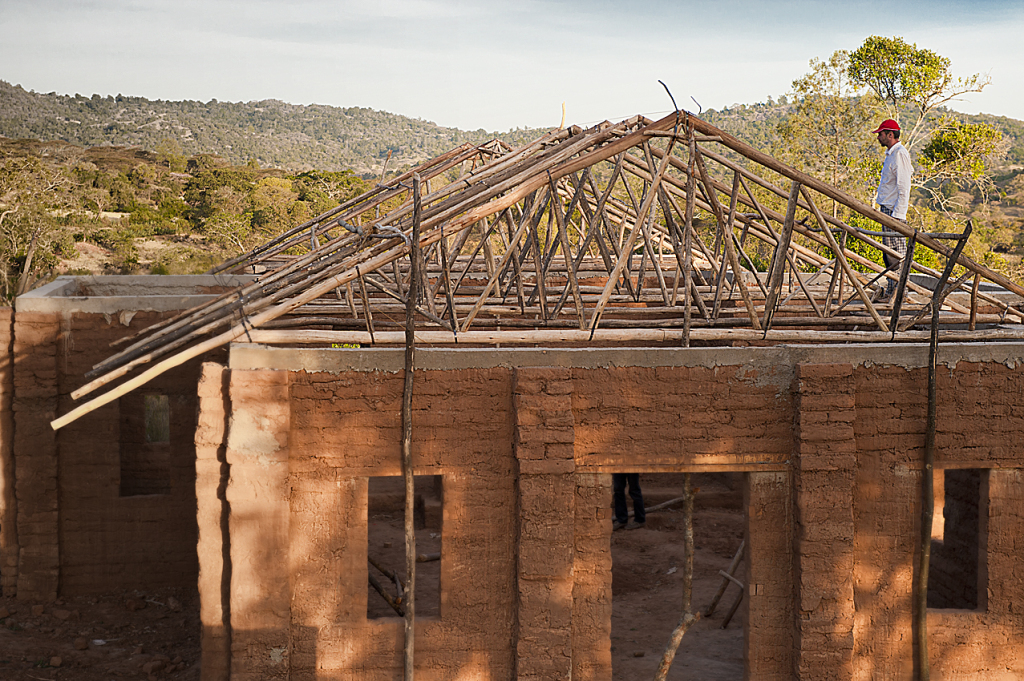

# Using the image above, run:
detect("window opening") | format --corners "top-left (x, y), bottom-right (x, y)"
top-left (610, 472), bottom-right (744, 680)
top-left (367, 475), bottom-right (442, 619)
top-left (928, 468), bottom-right (987, 610)
top-left (119, 393), bottom-right (171, 496)
top-left (144, 394), bottom-right (170, 443)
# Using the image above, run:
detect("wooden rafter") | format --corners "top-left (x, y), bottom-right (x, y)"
top-left (50, 111), bottom-right (1024, 430)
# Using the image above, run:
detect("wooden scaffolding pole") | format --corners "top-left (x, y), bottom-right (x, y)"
top-left (401, 174), bottom-right (422, 681)
top-left (654, 473), bottom-right (700, 680)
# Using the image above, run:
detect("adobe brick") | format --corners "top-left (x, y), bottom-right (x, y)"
top-left (797, 362), bottom-right (854, 381)
top-left (515, 425), bottom-right (574, 445)
top-left (543, 379), bottom-right (573, 396)
top-left (797, 425), bottom-right (855, 445)
top-left (514, 391), bottom-right (571, 410)
top-left (519, 459), bottom-right (575, 475)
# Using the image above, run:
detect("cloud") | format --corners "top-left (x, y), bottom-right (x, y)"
top-left (0, 0), bottom-right (1021, 130)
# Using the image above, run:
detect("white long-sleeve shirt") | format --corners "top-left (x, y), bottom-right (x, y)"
top-left (875, 141), bottom-right (912, 220)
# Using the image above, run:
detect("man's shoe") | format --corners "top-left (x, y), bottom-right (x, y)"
top-left (625, 521), bottom-right (645, 530)
top-left (612, 520), bottom-right (627, 531)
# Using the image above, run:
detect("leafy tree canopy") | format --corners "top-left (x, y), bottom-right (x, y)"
top-left (848, 35), bottom-right (989, 149)
top-left (921, 117), bottom-right (1004, 181)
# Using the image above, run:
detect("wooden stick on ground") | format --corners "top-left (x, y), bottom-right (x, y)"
top-left (369, 555), bottom-right (404, 595)
top-left (369, 572), bottom-right (405, 617)
top-left (721, 588), bottom-right (744, 630)
top-left (705, 539), bottom-right (745, 617)
top-left (625, 494), bottom-right (688, 519)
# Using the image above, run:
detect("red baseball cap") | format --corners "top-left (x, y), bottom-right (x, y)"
top-left (871, 119), bottom-right (900, 133)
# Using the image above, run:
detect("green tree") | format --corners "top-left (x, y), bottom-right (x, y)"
top-left (777, 50), bottom-right (877, 211)
top-left (921, 117), bottom-right (1004, 182)
top-left (249, 176), bottom-right (298, 231)
top-left (155, 138), bottom-right (187, 172)
top-left (292, 169), bottom-right (368, 215)
top-left (848, 35), bottom-right (989, 149)
top-left (0, 157), bottom-right (76, 300)
top-left (919, 116), bottom-right (1006, 211)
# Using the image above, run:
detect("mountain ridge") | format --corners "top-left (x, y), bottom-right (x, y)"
top-left (4, 80), bottom-right (1023, 174)
top-left (0, 80), bottom-right (543, 174)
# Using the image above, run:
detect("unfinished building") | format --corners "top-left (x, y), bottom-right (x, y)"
top-left (2, 112), bottom-right (1023, 679)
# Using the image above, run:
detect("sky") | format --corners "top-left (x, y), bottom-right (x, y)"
top-left (1, 0), bottom-right (1022, 132)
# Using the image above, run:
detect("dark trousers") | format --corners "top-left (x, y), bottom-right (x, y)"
top-left (613, 473), bottom-right (645, 524)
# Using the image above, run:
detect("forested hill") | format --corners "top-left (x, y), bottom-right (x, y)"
top-left (0, 80), bottom-right (543, 174)
top-left (2, 79), bottom-right (1023, 173)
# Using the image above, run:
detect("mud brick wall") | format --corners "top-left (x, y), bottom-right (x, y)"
top-left (195, 363), bottom-right (231, 681)
top-left (0, 307), bottom-right (14, 596)
top-left (512, 367), bottom-right (612, 681)
top-left (850, 363), bottom-right (918, 679)
top-left (196, 347), bottom-right (1024, 681)
top-left (6, 309), bottom-right (219, 601)
top-left (287, 367), bottom-right (518, 681)
top-left (571, 365), bottom-right (792, 471)
top-left (743, 471), bottom-right (794, 681)
top-left (55, 311), bottom-right (206, 595)
top-left (12, 311), bottom-right (61, 600)
top-left (572, 472), bottom-right (613, 681)
top-left (851, 361), bottom-right (1024, 680)
top-left (224, 369), bottom-right (291, 681)
top-left (794, 363), bottom-right (857, 680)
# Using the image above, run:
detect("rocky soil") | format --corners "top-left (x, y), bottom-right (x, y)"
top-left (0, 587), bottom-right (199, 681)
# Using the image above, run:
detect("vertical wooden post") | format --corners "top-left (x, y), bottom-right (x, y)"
top-left (915, 221), bottom-right (972, 681)
top-left (683, 126), bottom-right (695, 346)
top-left (654, 473), bottom-right (700, 680)
top-left (969, 273), bottom-right (980, 331)
top-left (682, 473), bottom-right (694, 613)
top-left (402, 174), bottom-right (421, 681)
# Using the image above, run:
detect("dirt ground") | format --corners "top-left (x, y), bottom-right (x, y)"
top-left (0, 587), bottom-right (200, 681)
top-left (612, 473), bottom-right (746, 680)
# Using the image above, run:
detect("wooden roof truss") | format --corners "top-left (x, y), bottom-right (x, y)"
top-left (52, 112), bottom-right (1024, 429)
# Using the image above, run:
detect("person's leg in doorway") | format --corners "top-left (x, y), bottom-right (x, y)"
top-left (612, 473), bottom-right (629, 530)
top-left (626, 473), bottom-right (645, 528)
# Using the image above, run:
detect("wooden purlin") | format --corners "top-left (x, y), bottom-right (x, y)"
top-left (51, 111), bottom-right (1024, 431)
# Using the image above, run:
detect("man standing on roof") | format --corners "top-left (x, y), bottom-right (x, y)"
top-left (873, 118), bottom-right (912, 298)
